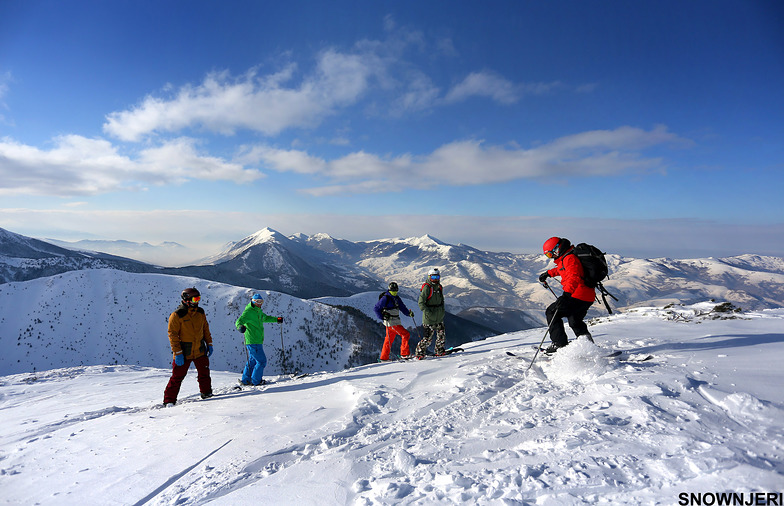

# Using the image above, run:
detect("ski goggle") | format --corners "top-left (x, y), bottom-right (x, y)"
top-left (544, 250), bottom-right (555, 258)
top-left (252, 298), bottom-right (264, 304)
top-left (430, 274), bottom-right (440, 279)
top-left (189, 296), bottom-right (201, 303)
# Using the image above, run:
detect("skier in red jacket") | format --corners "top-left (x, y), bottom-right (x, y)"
top-left (538, 237), bottom-right (596, 353)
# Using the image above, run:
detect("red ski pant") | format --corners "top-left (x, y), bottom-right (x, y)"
top-left (163, 355), bottom-right (212, 404)
top-left (380, 325), bottom-right (410, 360)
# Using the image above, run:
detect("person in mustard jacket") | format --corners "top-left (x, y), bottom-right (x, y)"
top-left (235, 293), bottom-right (283, 386)
top-left (162, 287), bottom-right (214, 406)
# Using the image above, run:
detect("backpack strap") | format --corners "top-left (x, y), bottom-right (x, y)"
top-left (421, 282), bottom-right (442, 306)
top-left (596, 282), bottom-right (618, 314)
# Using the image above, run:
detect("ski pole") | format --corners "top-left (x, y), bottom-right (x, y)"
top-left (527, 297), bottom-right (563, 372)
top-left (410, 312), bottom-right (425, 355)
top-left (279, 320), bottom-right (287, 375)
top-left (542, 280), bottom-right (558, 299)
top-left (411, 313), bottom-right (423, 341)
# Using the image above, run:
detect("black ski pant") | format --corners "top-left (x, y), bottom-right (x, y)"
top-left (546, 296), bottom-right (594, 347)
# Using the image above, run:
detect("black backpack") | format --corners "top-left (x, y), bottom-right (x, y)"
top-left (571, 243), bottom-right (608, 288)
top-left (379, 291), bottom-right (400, 307)
top-left (569, 243), bottom-right (618, 313)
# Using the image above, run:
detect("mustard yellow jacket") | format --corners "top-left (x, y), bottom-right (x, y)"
top-left (168, 304), bottom-right (213, 359)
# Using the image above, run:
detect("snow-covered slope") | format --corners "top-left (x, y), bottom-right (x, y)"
top-left (0, 269), bottom-right (385, 376)
top-left (1, 302), bottom-right (782, 504)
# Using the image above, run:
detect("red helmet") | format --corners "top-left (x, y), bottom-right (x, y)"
top-left (543, 237), bottom-right (570, 259)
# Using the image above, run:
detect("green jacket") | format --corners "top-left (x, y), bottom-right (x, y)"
top-left (235, 303), bottom-right (279, 345)
top-left (418, 280), bottom-right (445, 325)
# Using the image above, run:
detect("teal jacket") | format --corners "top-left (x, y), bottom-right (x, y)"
top-left (235, 303), bottom-right (279, 345)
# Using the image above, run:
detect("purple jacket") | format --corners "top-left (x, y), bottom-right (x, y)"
top-left (374, 292), bottom-right (412, 327)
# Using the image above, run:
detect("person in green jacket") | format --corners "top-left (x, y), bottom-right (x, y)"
top-left (235, 293), bottom-right (283, 386)
top-left (415, 268), bottom-right (447, 358)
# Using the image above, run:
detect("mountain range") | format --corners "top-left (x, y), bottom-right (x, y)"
top-left (2, 225), bottom-right (784, 337)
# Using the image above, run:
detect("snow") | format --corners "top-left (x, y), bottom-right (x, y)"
top-left (2, 303), bottom-right (783, 504)
top-left (0, 269), bottom-right (371, 377)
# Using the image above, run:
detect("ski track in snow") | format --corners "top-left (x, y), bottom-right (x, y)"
top-left (1, 306), bottom-right (783, 505)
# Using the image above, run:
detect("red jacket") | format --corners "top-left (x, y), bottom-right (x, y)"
top-left (547, 248), bottom-right (596, 303)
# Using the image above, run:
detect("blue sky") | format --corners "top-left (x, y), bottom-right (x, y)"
top-left (1, 0), bottom-right (783, 261)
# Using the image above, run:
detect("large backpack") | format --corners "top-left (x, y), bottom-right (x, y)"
top-left (420, 282), bottom-right (443, 307)
top-left (569, 243), bottom-right (618, 313)
top-left (571, 243), bottom-right (608, 288)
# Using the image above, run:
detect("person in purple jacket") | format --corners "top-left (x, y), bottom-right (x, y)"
top-left (374, 282), bottom-right (415, 361)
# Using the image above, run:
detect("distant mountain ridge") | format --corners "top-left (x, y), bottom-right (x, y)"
top-left (3, 226), bottom-right (783, 327)
top-left (0, 227), bottom-right (156, 284)
top-left (44, 238), bottom-right (189, 267)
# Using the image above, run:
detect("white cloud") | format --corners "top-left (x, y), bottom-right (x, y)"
top-left (246, 126), bottom-right (684, 195)
top-left (0, 135), bottom-right (262, 197)
top-left (443, 71), bottom-right (565, 105)
top-left (0, 126), bottom-right (682, 198)
top-left (103, 49), bottom-right (382, 142)
top-left (0, 71), bottom-right (14, 126)
top-left (445, 71), bottom-right (522, 104)
top-left (390, 73), bottom-right (441, 115)
top-left (100, 28), bottom-right (576, 142)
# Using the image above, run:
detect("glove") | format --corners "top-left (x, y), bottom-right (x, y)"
top-left (539, 272), bottom-right (549, 283)
top-left (381, 310), bottom-right (391, 320)
top-left (174, 353), bottom-right (185, 367)
top-left (207, 345), bottom-right (214, 357)
top-left (409, 310), bottom-right (415, 317)
top-left (238, 325), bottom-right (247, 333)
top-left (277, 317), bottom-right (284, 323)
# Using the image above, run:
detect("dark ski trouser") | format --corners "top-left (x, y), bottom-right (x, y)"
top-left (163, 354), bottom-right (212, 404)
top-left (415, 322), bottom-right (446, 356)
top-left (546, 297), bottom-right (594, 347)
top-left (242, 344), bottom-right (267, 385)
top-left (381, 325), bottom-right (411, 360)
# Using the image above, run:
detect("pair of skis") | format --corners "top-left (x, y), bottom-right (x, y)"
top-left (506, 348), bottom-right (653, 363)
top-left (380, 347), bottom-right (465, 362)
top-left (232, 372), bottom-right (309, 391)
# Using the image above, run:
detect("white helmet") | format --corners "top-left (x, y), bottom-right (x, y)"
top-left (427, 268), bottom-right (440, 281)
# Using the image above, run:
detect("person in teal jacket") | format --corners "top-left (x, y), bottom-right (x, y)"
top-left (235, 293), bottom-right (283, 386)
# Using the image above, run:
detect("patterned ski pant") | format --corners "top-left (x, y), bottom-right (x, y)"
top-left (415, 322), bottom-right (446, 356)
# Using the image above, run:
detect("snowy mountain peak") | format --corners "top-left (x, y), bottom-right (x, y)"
top-left (246, 227), bottom-right (287, 245)
top-left (409, 234), bottom-right (447, 247)
top-left (311, 232), bottom-right (336, 241)
top-left (198, 227), bottom-right (290, 264)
